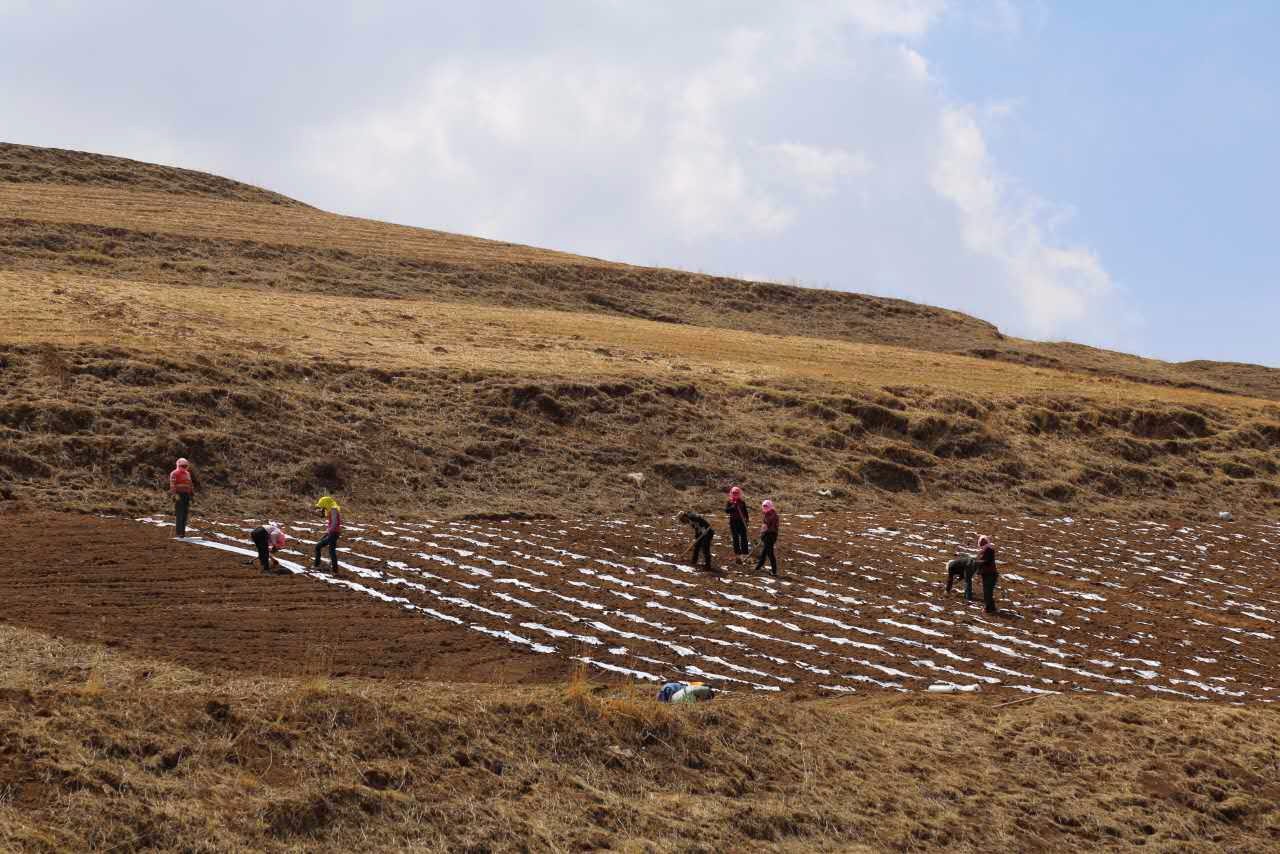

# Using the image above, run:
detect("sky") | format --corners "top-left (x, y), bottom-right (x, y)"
top-left (2, 1), bottom-right (1277, 366)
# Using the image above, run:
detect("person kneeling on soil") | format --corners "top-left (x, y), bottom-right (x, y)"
top-left (725, 486), bottom-right (750, 563)
top-left (755, 500), bottom-right (780, 577)
top-left (250, 523), bottom-right (287, 574)
top-left (314, 496), bottom-right (343, 572)
top-left (677, 511), bottom-right (715, 571)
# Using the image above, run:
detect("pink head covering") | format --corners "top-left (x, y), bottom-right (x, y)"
top-left (977, 535), bottom-right (990, 548)
top-left (762, 500), bottom-right (775, 513)
top-left (730, 486), bottom-right (742, 501)
top-left (267, 523), bottom-right (287, 549)
top-left (176, 458), bottom-right (189, 468)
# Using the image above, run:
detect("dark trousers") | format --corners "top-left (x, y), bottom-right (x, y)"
top-left (174, 493), bottom-right (192, 538)
top-left (947, 557), bottom-right (978, 597)
top-left (755, 531), bottom-right (778, 575)
top-left (251, 527), bottom-right (272, 572)
top-left (981, 570), bottom-right (998, 614)
top-left (315, 531), bottom-right (340, 569)
top-left (730, 518), bottom-right (749, 555)
top-left (691, 529), bottom-right (714, 571)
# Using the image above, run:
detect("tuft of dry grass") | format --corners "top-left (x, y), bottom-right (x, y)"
top-left (1, 622), bottom-right (1279, 852)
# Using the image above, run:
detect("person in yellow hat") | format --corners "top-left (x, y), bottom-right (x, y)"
top-left (313, 496), bottom-right (343, 572)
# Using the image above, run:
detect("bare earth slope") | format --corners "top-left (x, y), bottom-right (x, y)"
top-left (7, 510), bottom-right (1276, 704)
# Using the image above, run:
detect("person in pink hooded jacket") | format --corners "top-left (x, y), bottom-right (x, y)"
top-left (250, 523), bottom-right (287, 574)
top-left (755, 499), bottom-right (780, 577)
top-left (724, 486), bottom-right (751, 563)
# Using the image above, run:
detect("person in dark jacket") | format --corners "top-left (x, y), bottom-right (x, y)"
top-left (946, 553), bottom-right (979, 598)
top-left (755, 500), bottom-right (780, 577)
top-left (976, 534), bottom-right (999, 614)
top-left (725, 486), bottom-right (750, 563)
top-left (946, 535), bottom-right (997, 606)
top-left (677, 511), bottom-right (715, 571)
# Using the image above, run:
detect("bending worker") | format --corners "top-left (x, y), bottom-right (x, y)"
top-left (677, 511), bottom-right (715, 572)
top-left (250, 522), bottom-right (287, 574)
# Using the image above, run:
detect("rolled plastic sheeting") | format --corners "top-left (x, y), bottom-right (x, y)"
top-left (927, 683), bottom-right (980, 694)
top-left (671, 684), bottom-right (716, 703)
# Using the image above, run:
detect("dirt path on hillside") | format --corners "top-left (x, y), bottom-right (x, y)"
top-left (0, 513), bottom-right (575, 683)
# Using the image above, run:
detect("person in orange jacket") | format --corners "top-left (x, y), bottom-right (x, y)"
top-left (168, 457), bottom-right (199, 538)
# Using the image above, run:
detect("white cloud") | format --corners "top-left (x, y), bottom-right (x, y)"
top-left (764, 142), bottom-right (872, 197)
top-left (899, 45), bottom-right (931, 81)
top-left (291, 4), bottom-right (1123, 342)
top-left (931, 105), bottom-right (1113, 335)
top-left (836, 0), bottom-right (947, 37)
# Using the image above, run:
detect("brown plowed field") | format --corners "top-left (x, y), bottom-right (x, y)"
top-left (8, 510), bottom-right (1277, 702)
top-left (0, 513), bottom-right (573, 683)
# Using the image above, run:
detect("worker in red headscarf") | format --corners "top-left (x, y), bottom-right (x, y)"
top-left (724, 485), bottom-right (751, 563)
top-left (168, 457), bottom-right (198, 538)
top-left (755, 499), bottom-right (780, 577)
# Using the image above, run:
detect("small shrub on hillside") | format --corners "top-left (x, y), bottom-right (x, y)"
top-left (858, 459), bottom-right (921, 493)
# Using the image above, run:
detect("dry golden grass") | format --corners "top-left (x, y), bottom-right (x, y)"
top-left (3, 143), bottom-right (1279, 520)
top-left (5, 143), bottom-right (1279, 401)
top-left (0, 183), bottom-right (609, 269)
top-left (0, 142), bottom-right (303, 207)
top-left (2, 270), bottom-right (1267, 413)
top-left (4, 265), bottom-right (1279, 522)
top-left (2, 622), bottom-right (1279, 852)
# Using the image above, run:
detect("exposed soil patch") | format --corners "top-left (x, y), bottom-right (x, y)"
top-left (0, 514), bottom-right (574, 683)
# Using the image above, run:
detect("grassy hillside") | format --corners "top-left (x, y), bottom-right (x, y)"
top-left (0, 142), bottom-right (304, 208)
top-left (2, 269), bottom-right (1279, 519)
top-left (4, 142), bottom-right (1280, 402)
